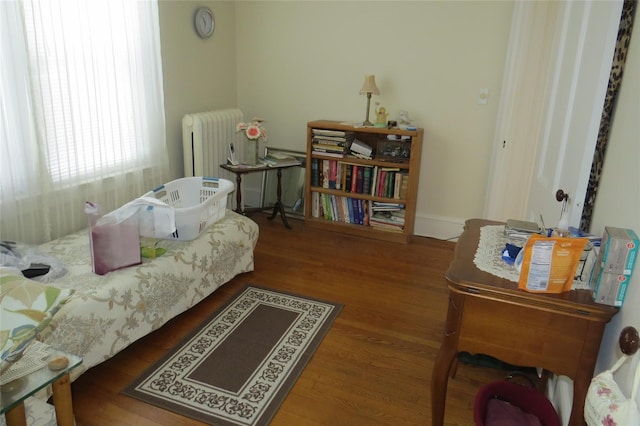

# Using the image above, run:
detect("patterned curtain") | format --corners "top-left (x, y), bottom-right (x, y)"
top-left (581, 0), bottom-right (637, 232)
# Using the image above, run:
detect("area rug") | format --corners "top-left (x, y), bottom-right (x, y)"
top-left (123, 285), bottom-right (343, 425)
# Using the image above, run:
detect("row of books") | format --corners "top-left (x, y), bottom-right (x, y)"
top-left (311, 193), bottom-right (370, 225)
top-left (310, 193), bottom-right (406, 232)
top-left (310, 158), bottom-right (409, 199)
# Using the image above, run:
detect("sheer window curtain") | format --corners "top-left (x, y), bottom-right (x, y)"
top-left (1, 0), bottom-right (169, 244)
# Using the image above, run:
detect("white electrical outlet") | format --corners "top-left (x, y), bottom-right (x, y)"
top-left (478, 88), bottom-right (489, 105)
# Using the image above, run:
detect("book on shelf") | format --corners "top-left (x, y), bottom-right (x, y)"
top-left (311, 192), bottom-right (321, 218)
top-left (350, 138), bottom-right (373, 156)
top-left (371, 201), bottom-right (405, 211)
top-left (312, 128), bottom-right (355, 138)
top-left (312, 143), bottom-right (348, 153)
top-left (312, 135), bottom-right (353, 144)
top-left (350, 152), bottom-right (373, 160)
top-left (312, 150), bottom-right (346, 158)
top-left (321, 160), bottom-right (330, 188)
top-left (311, 159), bottom-right (320, 187)
top-left (369, 211), bottom-right (405, 232)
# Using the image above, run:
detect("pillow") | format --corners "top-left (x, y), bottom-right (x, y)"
top-left (0, 267), bottom-right (74, 364)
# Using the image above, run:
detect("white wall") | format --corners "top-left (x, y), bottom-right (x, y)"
top-left (158, 1), bottom-right (238, 180)
top-left (590, 3), bottom-right (640, 399)
top-left (233, 1), bottom-right (513, 238)
top-left (159, 1), bottom-right (513, 237)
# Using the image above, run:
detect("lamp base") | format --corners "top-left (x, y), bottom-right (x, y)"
top-left (362, 93), bottom-right (374, 127)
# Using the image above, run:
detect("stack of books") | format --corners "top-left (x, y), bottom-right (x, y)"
top-left (369, 201), bottom-right (405, 232)
top-left (311, 128), bottom-right (354, 158)
top-left (349, 139), bottom-right (373, 160)
top-left (369, 202), bottom-right (405, 232)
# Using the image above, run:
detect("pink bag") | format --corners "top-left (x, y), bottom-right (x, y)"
top-left (86, 202), bottom-right (141, 275)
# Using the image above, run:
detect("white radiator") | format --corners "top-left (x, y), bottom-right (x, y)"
top-left (182, 108), bottom-right (244, 179)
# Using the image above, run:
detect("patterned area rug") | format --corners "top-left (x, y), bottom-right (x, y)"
top-left (123, 285), bottom-right (342, 425)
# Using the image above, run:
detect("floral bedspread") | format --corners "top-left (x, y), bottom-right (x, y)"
top-left (35, 210), bottom-right (258, 381)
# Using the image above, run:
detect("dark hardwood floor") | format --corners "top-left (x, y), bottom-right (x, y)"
top-left (70, 213), bottom-right (509, 425)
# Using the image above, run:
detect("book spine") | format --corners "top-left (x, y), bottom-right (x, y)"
top-left (345, 164), bottom-right (353, 193)
top-left (394, 172), bottom-right (402, 199)
top-left (322, 160), bottom-right (330, 189)
top-left (399, 173), bottom-right (409, 199)
top-left (328, 160), bottom-right (337, 189)
top-left (351, 165), bottom-right (358, 193)
top-left (355, 166), bottom-right (364, 194)
top-left (362, 166), bottom-right (372, 195)
top-left (311, 192), bottom-right (320, 218)
top-left (363, 200), bottom-right (370, 226)
top-left (311, 159), bottom-right (320, 187)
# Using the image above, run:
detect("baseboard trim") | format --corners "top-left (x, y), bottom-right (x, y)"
top-left (413, 214), bottom-right (466, 242)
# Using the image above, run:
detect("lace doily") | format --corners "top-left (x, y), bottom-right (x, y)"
top-left (473, 225), bottom-right (592, 290)
top-left (1, 340), bottom-right (52, 383)
top-left (474, 225), bottom-right (521, 282)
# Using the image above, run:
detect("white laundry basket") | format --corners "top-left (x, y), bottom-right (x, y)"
top-left (144, 177), bottom-right (234, 241)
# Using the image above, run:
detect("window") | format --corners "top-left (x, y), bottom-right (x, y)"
top-left (0, 0), bottom-right (168, 243)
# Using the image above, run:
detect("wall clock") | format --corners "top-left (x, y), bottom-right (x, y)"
top-left (194, 7), bottom-right (215, 39)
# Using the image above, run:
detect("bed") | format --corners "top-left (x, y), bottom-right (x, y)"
top-left (25, 209), bottom-right (258, 381)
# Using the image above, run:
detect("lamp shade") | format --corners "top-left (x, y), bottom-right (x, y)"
top-left (359, 75), bottom-right (380, 95)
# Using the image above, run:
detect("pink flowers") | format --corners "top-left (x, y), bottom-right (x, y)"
top-left (236, 118), bottom-right (267, 142)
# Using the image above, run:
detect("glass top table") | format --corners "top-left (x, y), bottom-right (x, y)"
top-left (1, 348), bottom-right (82, 426)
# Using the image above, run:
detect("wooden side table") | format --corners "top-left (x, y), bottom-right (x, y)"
top-left (1, 350), bottom-right (82, 426)
top-left (431, 219), bottom-right (619, 426)
top-left (221, 162), bottom-right (300, 229)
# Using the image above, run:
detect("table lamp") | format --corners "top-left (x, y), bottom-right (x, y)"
top-left (359, 75), bottom-right (380, 126)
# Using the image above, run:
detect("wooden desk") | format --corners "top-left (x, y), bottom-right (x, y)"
top-left (431, 219), bottom-right (619, 426)
top-left (221, 162), bottom-right (299, 229)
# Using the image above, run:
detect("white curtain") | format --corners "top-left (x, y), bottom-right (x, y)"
top-left (0, 0), bottom-right (169, 244)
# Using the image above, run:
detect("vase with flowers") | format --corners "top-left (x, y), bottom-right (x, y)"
top-left (236, 118), bottom-right (267, 166)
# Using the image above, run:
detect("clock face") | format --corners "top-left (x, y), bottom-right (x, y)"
top-left (195, 7), bottom-right (214, 39)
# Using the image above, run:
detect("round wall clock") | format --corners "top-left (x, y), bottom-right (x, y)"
top-left (194, 7), bottom-right (215, 39)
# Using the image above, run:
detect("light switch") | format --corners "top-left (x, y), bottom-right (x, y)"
top-left (478, 88), bottom-right (489, 105)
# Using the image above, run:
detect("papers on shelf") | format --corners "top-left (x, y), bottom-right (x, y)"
top-left (260, 153), bottom-right (301, 167)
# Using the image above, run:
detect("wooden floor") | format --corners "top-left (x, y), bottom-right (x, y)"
top-left (70, 213), bottom-right (510, 425)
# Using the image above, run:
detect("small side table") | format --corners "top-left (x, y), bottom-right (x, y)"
top-left (1, 350), bottom-right (82, 426)
top-left (221, 162), bottom-right (299, 229)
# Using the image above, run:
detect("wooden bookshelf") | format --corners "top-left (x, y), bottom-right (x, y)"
top-left (304, 120), bottom-right (423, 244)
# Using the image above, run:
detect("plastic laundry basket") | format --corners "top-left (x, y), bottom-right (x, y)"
top-left (474, 379), bottom-right (561, 426)
top-left (143, 176), bottom-right (234, 241)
